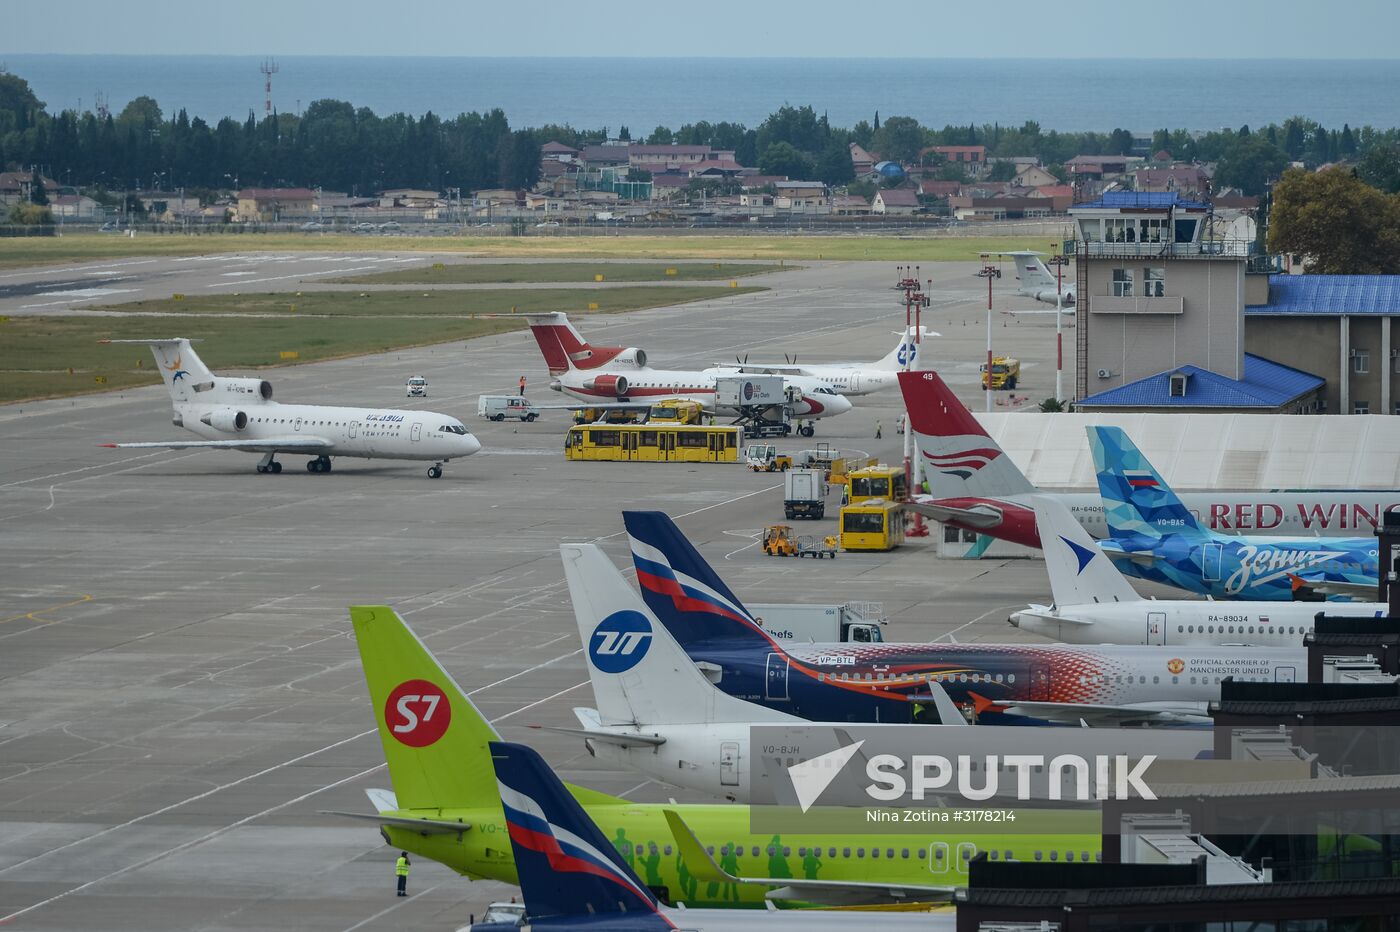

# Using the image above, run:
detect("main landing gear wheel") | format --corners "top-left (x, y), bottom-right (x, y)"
top-left (256, 453), bottom-right (282, 474)
top-left (798, 424), bottom-right (815, 438)
top-left (427, 464), bottom-right (443, 479)
top-left (307, 456), bottom-right (332, 474)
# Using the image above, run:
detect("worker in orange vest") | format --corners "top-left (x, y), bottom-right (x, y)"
top-left (518, 375), bottom-right (527, 396)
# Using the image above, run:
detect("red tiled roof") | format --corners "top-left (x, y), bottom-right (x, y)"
top-left (919, 180), bottom-right (961, 197)
top-left (876, 187), bottom-right (919, 206)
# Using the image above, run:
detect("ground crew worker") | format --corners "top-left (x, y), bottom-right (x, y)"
top-left (518, 375), bottom-right (527, 396)
top-left (395, 851), bottom-right (411, 896)
top-left (875, 420), bottom-right (882, 439)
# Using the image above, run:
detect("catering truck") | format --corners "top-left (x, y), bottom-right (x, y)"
top-left (748, 601), bottom-right (887, 643)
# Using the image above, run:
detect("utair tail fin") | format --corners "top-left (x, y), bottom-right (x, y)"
top-left (1088, 425), bottom-right (1207, 541)
top-left (561, 543), bottom-right (795, 728)
top-left (622, 510), bottom-right (772, 651)
top-left (898, 370), bottom-right (1036, 498)
top-left (1028, 495), bottom-right (1140, 606)
top-left (488, 741), bottom-right (670, 927)
top-left (101, 337), bottom-right (214, 404)
top-left (870, 326), bottom-right (938, 372)
top-left (522, 311), bottom-right (631, 376)
top-left (349, 605), bottom-right (506, 811)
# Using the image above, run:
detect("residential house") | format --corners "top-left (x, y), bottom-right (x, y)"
top-left (739, 175), bottom-right (787, 190)
top-left (1134, 165), bottom-right (1210, 197)
top-left (871, 187), bottom-right (919, 215)
top-left (540, 141), bottom-right (581, 164)
top-left (925, 145), bottom-right (986, 167)
top-left (918, 179), bottom-right (962, 199)
top-left (773, 180), bottom-right (826, 210)
top-left (50, 194), bottom-right (100, 219)
top-left (1014, 165), bottom-right (1058, 188)
top-left (235, 187), bottom-right (316, 221)
top-left (831, 194), bottom-right (870, 215)
top-left (849, 143), bottom-right (877, 176)
top-left (1028, 184), bottom-right (1075, 213)
top-left (136, 191), bottom-right (202, 220)
top-left (0, 171), bottom-right (62, 207)
top-left (378, 189), bottom-right (440, 209)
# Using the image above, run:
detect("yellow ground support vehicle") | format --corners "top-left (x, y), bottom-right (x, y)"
top-left (572, 407), bottom-right (644, 425)
top-left (845, 464), bottom-right (907, 505)
top-left (980, 356), bottom-right (1021, 390)
top-left (839, 500), bottom-right (905, 552)
top-left (745, 443), bottom-right (793, 472)
top-left (647, 399), bottom-right (705, 425)
top-left (762, 525), bottom-right (799, 557)
top-left (564, 424), bottom-right (740, 463)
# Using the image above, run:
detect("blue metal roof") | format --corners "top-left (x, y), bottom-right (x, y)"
top-left (1078, 354), bottom-right (1322, 409)
top-left (1246, 274), bottom-right (1400, 316)
top-left (1073, 191), bottom-right (1209, 210)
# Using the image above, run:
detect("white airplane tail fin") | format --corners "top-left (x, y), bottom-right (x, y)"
top-left (1008, 251), bottom-right (1058, 293)
top-left (870, 327), bottom-right (937, 372)
top-left (103, 338), bottom-right (214, 404)
top-left (561, 543), bottom-right (793, 728)
top-left (1029, 495), bottom-right (1139, 606)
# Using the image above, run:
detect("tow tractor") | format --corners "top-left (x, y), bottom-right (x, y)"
top-left (762, 525), bottom-right (839, 558)
top-left (745, 443), bottom-right (793, 472)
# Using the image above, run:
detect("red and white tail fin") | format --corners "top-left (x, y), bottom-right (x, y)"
top-left (898, 370), bottom-right (1037, 498)
top-left (523, 312), bottom-right (629, 376)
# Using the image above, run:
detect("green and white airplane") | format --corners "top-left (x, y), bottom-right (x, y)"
top-left (332, 605), bottom-right (1102, 908)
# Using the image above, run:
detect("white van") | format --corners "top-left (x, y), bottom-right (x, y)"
top-left (478, 394), bottom-right (539, 422)
top-left (405, 376), bottom-right (428, 397)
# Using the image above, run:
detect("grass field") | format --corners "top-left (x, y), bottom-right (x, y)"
top-left (2, 285), bottom-right (756, 404)
top-left (0, 231), bottom-right (1051, 269)
top-left (333, 261), bottom-right (785, 285)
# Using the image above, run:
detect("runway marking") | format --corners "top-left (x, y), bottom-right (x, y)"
top-left (337, 884), bottom-right (445, 932)
top-left (0, 593), bottom-right (93, 626)
top-left (205, 265), bottom-right (379, 287)
top-left (937, 600), bottom-right (1027, 642)
top-left (0, 259), bottom-right (156, 280)
top-left (493, 679), bottom-right (587, 722)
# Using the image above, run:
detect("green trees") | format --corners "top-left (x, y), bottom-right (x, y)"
top-left (869, 116), bottom-right (926, 165)
top-left (1214, 134), bottom-right (1290, 195)
top-left (1357, 145), bottom-right (1400, 194)
top-left (1267, 167), bottom-right (1400, 274)
top-left (28, 169), bottom-right (48, 206)
top-left (814, 139), bottom-right (854, 186)
top-left (758, 141), bottom-right (814, 180)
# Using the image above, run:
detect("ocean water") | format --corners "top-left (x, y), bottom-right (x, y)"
top-left (5, 55), bottom-right (1399, 133)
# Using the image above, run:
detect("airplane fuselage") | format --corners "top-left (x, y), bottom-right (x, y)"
top-left (1012, 599), bottom-right (1385, 646)
top-left (552, 365), bottom-right (852, 419)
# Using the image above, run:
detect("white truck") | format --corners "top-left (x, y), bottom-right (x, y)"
top-left (477, 395), bottom-right (539, 422)
top-left (714, 374), bottom-right (785, 408)
top-left (405, 375), bottom-right (428, 397)
top-left (783, 467), bottom-right (828, 520)
top-left (748, 601), bottom-right (886, 643)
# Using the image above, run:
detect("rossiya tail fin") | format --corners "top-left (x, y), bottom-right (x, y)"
top-left (489, 740), bottom-right (668, 926)
top-left (1087, 425), bottom-right (1206, 541)
top-left (1028, 496), bottom-right (1139, 605)
top-left (898, 370), bottom-right (1036, 498)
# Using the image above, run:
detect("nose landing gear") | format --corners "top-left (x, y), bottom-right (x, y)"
top-left (307, 456), bottom-right (333, 474)
top-left (427, 463), bottom-right (443, 479)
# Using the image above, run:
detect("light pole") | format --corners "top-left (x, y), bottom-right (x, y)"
top-left (1047, 246), bottom-right (1071, 404)
top-left (976, 255), bottom-right (1001, 412)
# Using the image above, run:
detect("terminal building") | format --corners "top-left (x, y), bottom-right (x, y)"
top-left (1067, 191), bottom-right (1400, 415)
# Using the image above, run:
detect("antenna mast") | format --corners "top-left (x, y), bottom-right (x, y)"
top-left (260, 58), bottom-right (279, 117)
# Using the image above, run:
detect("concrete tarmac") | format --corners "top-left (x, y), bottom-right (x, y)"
top-left (0, 257), bottom-right (1101, 930)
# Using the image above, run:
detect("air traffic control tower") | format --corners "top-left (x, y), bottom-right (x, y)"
top-left (1069, 191), bottom-right (1323, 414)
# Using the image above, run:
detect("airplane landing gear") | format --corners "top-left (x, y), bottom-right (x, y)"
top-left (307, 456), bottom-right (332, 474)
top-left (798, 422), bottom-right (816, 438)
top-left (427, 464), bottom-right (443, 479)
top-left (256, 453), bottom-right (283, 474)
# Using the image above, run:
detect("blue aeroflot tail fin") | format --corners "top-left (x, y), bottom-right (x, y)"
top-left (489, 741), bottom-right (671, 927)
top-left (622, 511), bottom-right (771, 650)
top-left (1087, 426), bottom-right (1208, 541)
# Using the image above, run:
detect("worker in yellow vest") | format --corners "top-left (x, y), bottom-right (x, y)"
top-left (395, 851), bottom-right (411, 896)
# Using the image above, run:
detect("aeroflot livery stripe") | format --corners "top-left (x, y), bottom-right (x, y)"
top-left (631, 541), bottom-right (754, 625)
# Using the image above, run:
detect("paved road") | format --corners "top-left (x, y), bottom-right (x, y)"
top-left (0, 257), bottom-right (1101, 930)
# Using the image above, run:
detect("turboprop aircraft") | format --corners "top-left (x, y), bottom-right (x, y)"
top-left (619, 511), bottom-right (1303, 728)
top-left (1010, 496), bottom-right (1385, 645)
top-left (524, 312), bottom-right (853, 433)
top-left (561, 541), bottom-right (1218, 801)
top-left (478, 740), bottom-right (953, 931)
top-left (719, 327), bottom-right (938, 396)
top-left (331, 605), bottom-right (1100, 907)
top-left (1089, 426), bottom-right (1379, 601)
top-left (100, 339), bottom-right (479, 477)
top-left (898, 370), bottom-right (1400, 543)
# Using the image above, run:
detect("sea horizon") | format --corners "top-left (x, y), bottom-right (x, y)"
top-left (5, 54), bottom-right (1399, 134)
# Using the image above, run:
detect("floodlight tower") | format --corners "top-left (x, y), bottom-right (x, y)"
top-left (260, 59), bottom-right (279, 117)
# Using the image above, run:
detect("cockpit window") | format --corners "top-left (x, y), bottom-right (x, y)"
top-left (813, 387), bottom-right (836, 395)
top-left (440, 424), bottom-right (470, 435)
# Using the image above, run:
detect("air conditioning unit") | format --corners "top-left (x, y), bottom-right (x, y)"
top-left (1096, 368), bottom-right (1112, 379)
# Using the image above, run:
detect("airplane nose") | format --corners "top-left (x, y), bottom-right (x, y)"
top-left (462, 434), bottom-right (482, 456)
top-left (830, 393), bottom-right (853, 415)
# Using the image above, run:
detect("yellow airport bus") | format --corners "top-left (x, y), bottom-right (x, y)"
top-left (838, 499), bottom-right (905, 551)
top-left (846, 464), bottom-right (908, 505)
top-left (564, 424), bottom-right (741, 463)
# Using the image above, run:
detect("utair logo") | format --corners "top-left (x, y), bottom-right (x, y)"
top-left (165, 353), bottom-right (190, 382)
top-left (785, 739), bottom-right (1159, 811)
top-left (588, 610), bottom-right (653, 673)
top-left (896, 341), bottom-right (914, 367)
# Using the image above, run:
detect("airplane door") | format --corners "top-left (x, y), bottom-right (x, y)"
top-left (765, 653), bottom-right (790, 701)
top-left (1203, 543), bottom-right (1224, 581)
top-left (349, 421), bottom-right (358, 438)
top-left (719, 742), bottom-right (740, 786)
top-left (294, 417), bottom-right (302, 432)
top-left (1275, 666), bottom-right (1296, 683)
top-left (411, 421), bottom-right (422, 442)
top-left (848, 374), bottom-right (861, 393)
top-left (1147, 611), bottom-right (1166, 646)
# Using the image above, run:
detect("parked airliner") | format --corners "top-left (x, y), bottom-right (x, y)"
top-left (1011, 497), bottom-right (1385, 645)
top-left (101, 339), bottom-right (479, 477)
top-left (1005, 251), bottom-right (1075, 312)
top-left (722, 326), bottom-right (937, 396)
top-left (525, 313), bottom-right (853, 431)
top-left (898, 370), bottom-right (1400, 542)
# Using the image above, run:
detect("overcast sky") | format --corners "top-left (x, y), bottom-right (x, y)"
top-left (6, 0), bottom-right (1399, 58)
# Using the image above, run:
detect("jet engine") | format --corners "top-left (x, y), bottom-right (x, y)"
top-left (200, 407), bottom-right (249, 432)
top-left (610, 348), bottom-right (647, 368)
top-left (583, 374), bottom-right (630, 397)
top-left (211, 377), bottom-right (274, 401)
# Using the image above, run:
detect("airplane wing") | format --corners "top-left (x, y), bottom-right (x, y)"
top-left (1002, 308), bottom-right (1075, 317)
top-left (1012, 608), bottom-right (1094, 626)
top-left (968, 693), bottom-right (1209, 727)
top-left (905, 498), bottom-right (1005, 529)
top-left (319, 810), bottom-right (473, 835)
top-left (1288, 573), bottom-right (1378, 602)
top-left (662, 810), bottom-right (953, 906)
top-left (527, 724), bottom-right (667, 747)
top-left (100, 437), bottom-right (333, 452)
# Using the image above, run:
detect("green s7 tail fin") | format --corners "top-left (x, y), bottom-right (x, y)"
top-left (349, 605), bottom-right (500, 811)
